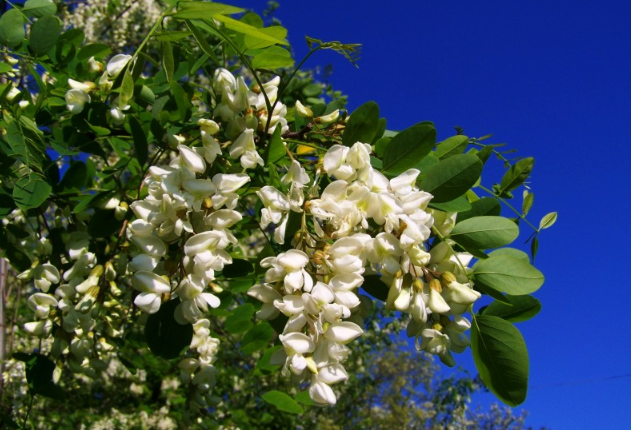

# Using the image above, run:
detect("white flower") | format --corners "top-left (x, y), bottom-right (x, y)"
top-left (65, 89), bottom-right (91, 113)
top-left (132, 271), bottom-right (171, 313)
top-left (229, 128), bottom-right (263, 169)
top-left (257, 186), bottom-right (290, 228)
top-left (178, 145), bottom-right (207, 174)
top-left (28, 293), bottom-right (58, 319)
top-left (33, 264), bottom-right (60, 293)
top-left (107, 54), bottom-right (132, 77)
top-left (68, 78), bottom-right (94, 92)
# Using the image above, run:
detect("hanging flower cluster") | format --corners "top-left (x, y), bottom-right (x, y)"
top-left (247, 137), bottom-right (482, 404)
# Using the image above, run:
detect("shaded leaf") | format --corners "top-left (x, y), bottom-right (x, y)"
top-left (342, 101), bottom-right (380, 147)
top-left (30, 15), bottom-right (61, 57)
top-left (261, 390), bottom-right (304, 414)
top-left (145, 300), bottom-right (193, 359)
top-left (457, 197), bottom-right (501, 223)
top-left (13, 173), bottom-right (51, 210)
top-left (480, 295), bottom-right (541, 323)
top-left (361, 275), bottom-right (388, 302)
top-left (129, 116), bottom-right (148, 166)
top-left (23, 0), bottom-right (57, 17)
top-left (418, 154), bottom-right (482, 203)
top-left (222, 259), bottom-right (254, 278)
top-left (0, 9), bottom-right (26, 48)
top-left (471, 315), bottom-right (529, 406)
top-left (265, 126), bottom-right (285, 165)
top-left (382, 123), bottom-right (436, 175)
top-left (241, 322), bottom-right (274, 354)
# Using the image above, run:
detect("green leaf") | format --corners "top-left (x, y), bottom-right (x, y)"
top-left (434, 135), bottom-right (469, 159)
top-left (382, 123), bottom-right (436, 175)
top-left (59, 161), bottom-right (87, 190)
top-left (244, 26), bottom-right (288, 50)
top-left (212, 15), bottom-right (288, 46)
top-left (13, 173), bottom-right (51, 211)
top-left (531, 235), bottom-right (539, 261)
top-left (241, 322), bottom-right (274, 354)
top-left (280, 210), bottom-right (302, 251)
top-left (261, 390), bottom-right (304, 414)
top-left (119, 66), bottom-right (135, 109)
top-left (222, 259), bottom-right (254, 278)
top-left (162, 41), bottom-right (174, 82)
top-left (429, 195), bottom-right (472, 212)
top-left (450, 216), bottom-right (519, 250)
top-left (88, 209), bottom-right (124, 238)
top-left (471, 315), bottom-right (529, 406)
top-left (154, 31), bottom-right (192, 42)
top-left (23, 0), bottom-right (57, 17)
top-left (30, 15), bottom-right (61, 56)
top-left (186, 20), bottom-right (219, 64)
top-left (4, 246), bottom-right (31, 272)
top-left (498, 157), bottom-right (534, 195)
top-left (418, 153), bottom-right (483, 203)
top-left (473, 255), bottom-right (544, 295)
top-left (0, 63), bottom-right (13, 73)
top-left (129, 116), bottom-right (148, 166)
top-left (361, 274), bottom-right (388, 302)
top-left (225, 303), bottom-right (255, 334)
top-left (14, 353), bottom-right (65, 399)
top-left (488, 247), bottom-right (530, 262)
top-left (342, 101), bottom-right (380, 147)
top-left (251, 46), bottom-right (293, 70)
top-left (457, 197), bottom-right (501, 223)
top-left (145, 300), bottom-right (193, 359)
top-left (173, 1), bottom-right (245, 19)
top-left (539, 212), bottom-right (557, 230)
top-left (480, 295), bottom-right (541, 323)
top-left (264, 122), bottom-right (285, 165)
top-left (0, 9), bottom-right (26, 48)
top-left (522, 190), bottom-right (534, 216)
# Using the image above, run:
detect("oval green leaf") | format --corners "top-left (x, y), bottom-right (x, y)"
top-left (418, 153), bottom-right (483, 203)
top-left (261, 390), bottom-right (304, 414)
top-left (144, 300), bottom-right (193, 359)
top-left (30, 15), bottom-right (61, 57)
top-left (456, 197), bottom-right (501, 223)
top-left (473, 255), bottom-right (544, 295)
top-left (361, 274), bottom-right (389, 302)
top-left (450, 216), bottom-right (519, 250)
top-left (0, 9), bottom-right (25, 48)
top-left (434, 134), bottom-right (469, 159)
top-left (251, 46), bottom-right (294, 70)
top-left (382, 123), bottom-right (436, 175)
top-left (13, 173), bottom-right (51, 211)
top-left (471, 315), bottom-right (529, 406)
top-left (498, 157), bottom-right (534, 195)
top-left (23, 0), bottom-right (57, 17)
top-left (342, 101), bottom-right (380, 147)
top-left (480, 295), bottom-right (541, 323)
top-left (539, 212), bottom-right (557, 230)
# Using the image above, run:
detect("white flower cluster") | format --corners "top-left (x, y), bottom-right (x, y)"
top-left (248, 141), bottom-right (481, 404)
top-left (212, 68), bottom-right (288, 168)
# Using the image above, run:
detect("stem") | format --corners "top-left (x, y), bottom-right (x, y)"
top-left (477, 185), bottom-right (539, 232)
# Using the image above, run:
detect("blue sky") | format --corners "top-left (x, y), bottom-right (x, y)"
top-left (233, 1), bottom-right (631, 428)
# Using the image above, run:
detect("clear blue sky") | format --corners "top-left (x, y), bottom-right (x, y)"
top-left (234, 1), bottom-right (631, 428)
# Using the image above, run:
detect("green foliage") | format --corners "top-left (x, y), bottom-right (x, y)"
top-left (0, 1), bottom-right (555, 426)
top-left (471, 315), bottom-right (529, 407)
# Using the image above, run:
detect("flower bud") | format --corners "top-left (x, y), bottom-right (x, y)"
top-left (106, 54), bottom-right (132, 78)
top-left (295, 100), bottom-right (313, 118)
top-left (314, 109), bottom-right (339, 124)
top-left (88, 57), bottom-right (104, 73)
